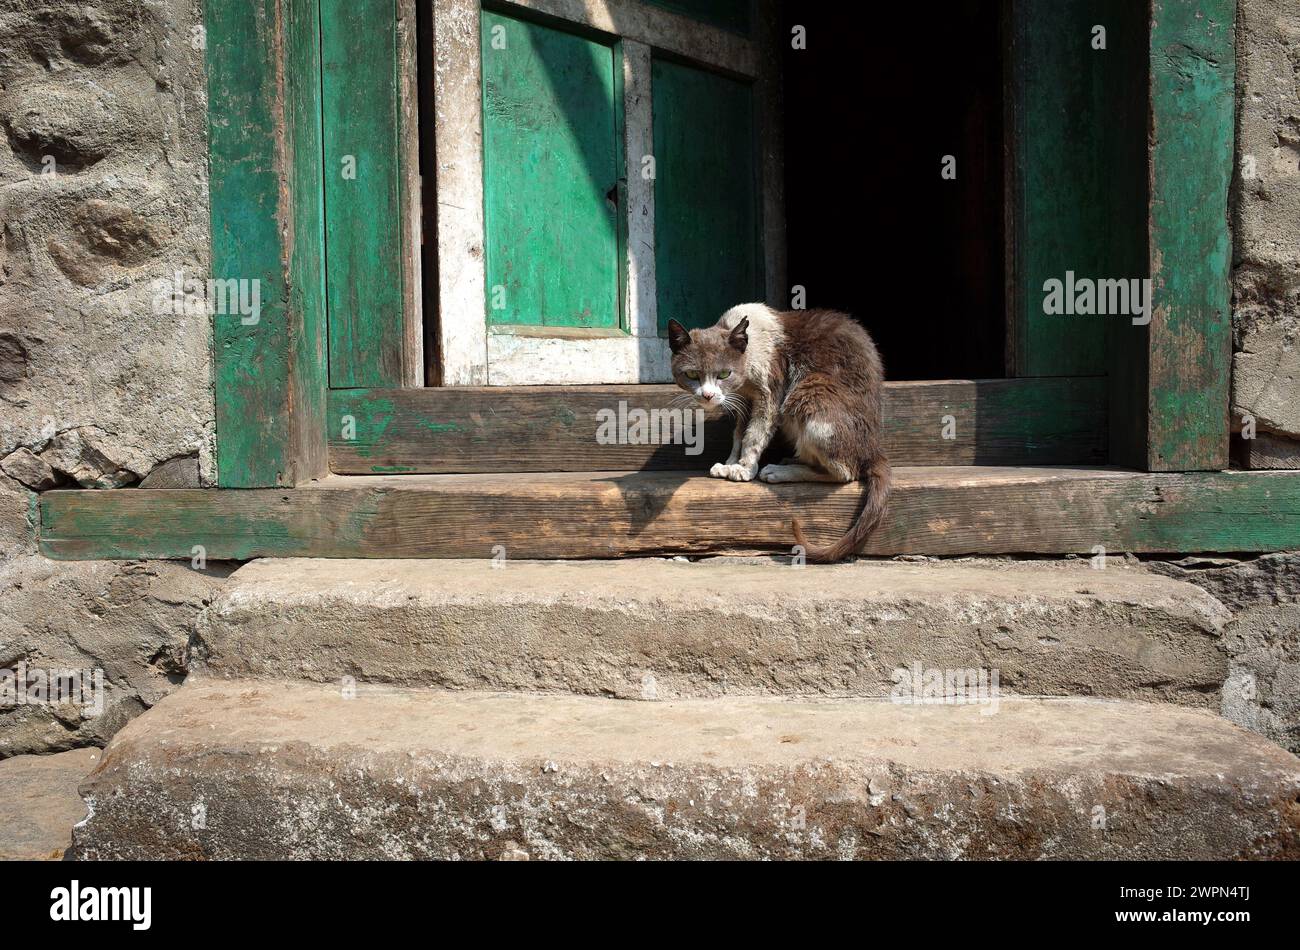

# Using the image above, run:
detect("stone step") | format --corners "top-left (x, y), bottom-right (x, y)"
top-left (195, 557), bottom-right (1232, 704)
top-left (0, 748), bottom-right (98, 860)
top-left (72, 679), bottom-right (1300, 860)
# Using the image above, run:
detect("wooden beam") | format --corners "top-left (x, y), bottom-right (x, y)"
top-left (398, 0), bottom-right (426, 386)
top-left (207, 0), bottom-right (292, 487)
top-left (432, 0), bottom-right (489, 385)
top-left (207, 0), bottom-right (327, 487)
top-left (41, 467), bottom-right (1300, 561)
top-left (1139, 0), bottom-right (1235, 471)
top-left (326, 378), bottom-right (1108, 473)
top-left (285, 0), bottom-right (330, 484)
top-left (498, 0), bottom-right (757, 77)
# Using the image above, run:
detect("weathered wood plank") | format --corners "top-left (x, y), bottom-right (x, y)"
top-left (1143, 0), bottom-right (1234, 471)
top-left (207, 0), bottom-right (293, 487)
top-left (398, 0), bottom-right (425, 386)
top-left (38, 468), bottom-right (1300, 560)
top-left (322, 0), bottom-right (409, 387)
top-left (327, 378), bottom-right (1108, 473)
top-left (432, 0), bottom-right (489, 385)
top-left (286, 0), bottom-right (329, 483)
top-left (498, 0), bottom-right (756, 76)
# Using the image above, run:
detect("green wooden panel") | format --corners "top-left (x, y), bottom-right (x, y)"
top-left (1012, 0), bottom-right (1147, 377)
top-left (208, 0), bottom-right (293, 487)
top-left (322, 0), bottom-right (406, 387)
top-left (481, 10), bottom-right (622, 329)
top-left (653, 58), bottom-right (760, 332)
top-left (1145, 0), bottom-right (1234, 471)
top-left (643, 0), bottom-right (751, 34)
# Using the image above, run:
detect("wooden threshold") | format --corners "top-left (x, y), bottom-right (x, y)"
top-left (328, 377), bottom-right (1108, 474)
top-left (38, 466), bottom-right (1300, 561)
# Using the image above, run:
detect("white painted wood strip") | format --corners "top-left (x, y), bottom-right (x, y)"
top-left (432, 0), bottom-right (489, 385)
top-left (398, 0), bottom-right (425, 386)
top-left (486, 332), bottom-right (670, 385)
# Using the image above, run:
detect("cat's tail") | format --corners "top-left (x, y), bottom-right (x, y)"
top-left (791, 454), bottom-right (892, 563)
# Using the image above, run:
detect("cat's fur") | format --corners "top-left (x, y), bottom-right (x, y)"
top-left (667, 303), bottom-right (891, 562)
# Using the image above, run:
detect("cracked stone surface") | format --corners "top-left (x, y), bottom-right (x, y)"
top-left (70, 680), bottom-right (1300, 860)
top-left (196, 557), bottom-right (1233, 705)
top-left (0, 554), bottom-right (229, 758)
top-left (1149, 552), bottom-right (1300, 752)
top-left (0, 746), bottom-right (97, 860)
top-left (0, 0), bottom-right (215, 487)
top-left (1232, 0), bottom-right (1300, 458)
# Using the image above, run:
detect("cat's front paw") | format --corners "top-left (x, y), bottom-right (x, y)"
top-left (709, 462), bottom-right (731, 479)
top-left (722, 463), bottom-right (756, 482)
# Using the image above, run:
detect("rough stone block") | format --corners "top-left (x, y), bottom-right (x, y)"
top-left (0, 747), bottom-right (98, 860)
top-left (196, 557), bottom-right (1232, 704)
top-left (70, 680), bottom-right (1300, 860)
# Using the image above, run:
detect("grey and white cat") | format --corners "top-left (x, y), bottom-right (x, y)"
top-left (668, 303), bottom-right (891, 562)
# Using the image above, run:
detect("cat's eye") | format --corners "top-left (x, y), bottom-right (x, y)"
top-left (717, 370), bottom-right (732, 380)
top-left (685, 370), bottom-right (700, 380)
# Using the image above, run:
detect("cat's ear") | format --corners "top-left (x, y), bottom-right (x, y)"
top-left (728, 316), bottom-right (749, 353)
top-left (667, 319), bottom-right (691, 353)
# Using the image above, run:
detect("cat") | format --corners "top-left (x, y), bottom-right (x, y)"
top-left (667, 303), bottom-right (891, 562)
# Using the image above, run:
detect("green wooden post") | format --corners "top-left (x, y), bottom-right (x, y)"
top-left (1141, 0), bottom-right (1235, 471)
top-left (208, 0), bottom-right (327, 487)
top-left (286, 0), bottom-right (330, 482)
top-left (207, 0), bottom-right (292, 486)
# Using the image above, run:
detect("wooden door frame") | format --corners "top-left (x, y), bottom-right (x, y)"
top-left (1007, 0), bottom-right (1235, 472)
top-left (39, 0), bottom-right (1267, 564)
top-left (206, 0), bottom-right (1236, 488)
top-left (432, 0), bottom-right (785, 386)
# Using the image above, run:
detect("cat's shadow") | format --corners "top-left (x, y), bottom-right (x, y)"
top-left (594, 461), bottom-right (845, 552)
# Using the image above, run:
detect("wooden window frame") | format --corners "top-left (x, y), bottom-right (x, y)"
top-left (40, 0), bottom-right (1286, 562)
top-left (434, 0), bottom-right (785, 385)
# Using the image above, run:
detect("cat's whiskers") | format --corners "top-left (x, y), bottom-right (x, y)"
top-left (721, 394), bottom-right (750, 421)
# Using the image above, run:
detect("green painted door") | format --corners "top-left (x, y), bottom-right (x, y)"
top-left (321, 0), bottom-right (405, 388)
top-left (481, 10), bottom-right (622, 330)
top-left (1013, 0), bottom-right (1146, 378)
top-left (653, 58), bottom-right (761, 332)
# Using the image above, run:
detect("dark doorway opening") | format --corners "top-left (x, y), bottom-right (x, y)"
top-left (781, 1), bottom-right (1006, 380)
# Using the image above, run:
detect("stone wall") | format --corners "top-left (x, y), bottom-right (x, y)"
top-left (0, 0), bottom-right (214, 491)
top-left (1232, 0), bottom-right (1300, 467)
top-left (1150, 553), bottom-right (1300, 753)
top-left (0, 0), bottom-right (215, 758)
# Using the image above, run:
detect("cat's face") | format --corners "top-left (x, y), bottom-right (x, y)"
top-left (667, 317), bottom-right (749, 409)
